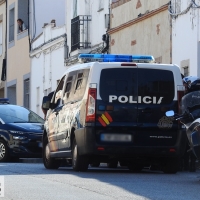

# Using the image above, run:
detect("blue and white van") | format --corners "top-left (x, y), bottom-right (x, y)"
top-left (42, 54), bottom-right (186, 173)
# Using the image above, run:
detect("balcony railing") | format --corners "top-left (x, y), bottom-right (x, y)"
top-left (71, 15), bottom-right (92, 52)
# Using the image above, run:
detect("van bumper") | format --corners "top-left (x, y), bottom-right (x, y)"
top-left (74, 127), bottom-right (186, 158)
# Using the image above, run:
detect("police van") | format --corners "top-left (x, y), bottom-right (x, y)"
top-left (42, 54), bottom-right (186, 173)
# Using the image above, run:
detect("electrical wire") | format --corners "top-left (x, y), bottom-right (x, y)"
top-left (168, 0), bottom-right (200, 18)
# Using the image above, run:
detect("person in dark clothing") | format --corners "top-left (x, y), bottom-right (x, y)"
top-left (17, 19), bottom-right (26, 32)
top-left (180, 76), bottom-right (199, 172)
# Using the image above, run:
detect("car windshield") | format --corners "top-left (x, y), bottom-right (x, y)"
top-left (0, 105), bottom-right (44, 124)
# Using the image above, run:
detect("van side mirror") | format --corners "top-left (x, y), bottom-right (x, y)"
top-left (42, 96), bottom-right (51, 110)
top-left (165, 110), bottom-right (175, 117)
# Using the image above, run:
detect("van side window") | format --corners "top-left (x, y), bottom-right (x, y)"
top-left (75, 73), bottom-right (83, 91)
top-left (53, 76), bottom-right (66, 105)
top-left (73, 69), bottom-right (89, 101)
top-left (65, 76), bottom-right (73, 100)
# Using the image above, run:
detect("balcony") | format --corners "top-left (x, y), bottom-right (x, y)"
top-left (71, 15), bottom-right (92, 52)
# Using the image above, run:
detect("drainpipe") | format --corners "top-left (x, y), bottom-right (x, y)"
top-left (4, 0), bottom-right (7, 97)
top-left (28, 0), bottom-right (31, 52)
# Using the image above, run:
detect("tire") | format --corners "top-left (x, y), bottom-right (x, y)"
top-left (162, 158), bottom-right (178, 174)
top-left (90, 161), bottom-right (100, 167)
top-left (43, 137), bottom-right (61, 169)
top-left (0, 139), bottom-right (9, 162)
top-left (128, 164), bottom-right (143, 172)
top-left (107, 160), bottom-right (118, 168)
top-left (72, 139), bottom-right (89, 172)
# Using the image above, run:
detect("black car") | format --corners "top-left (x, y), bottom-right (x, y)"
top-left (0, 100), bottom-right (44, 162)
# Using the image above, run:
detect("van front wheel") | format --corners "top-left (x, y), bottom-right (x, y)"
top-left (72, 139), bottom-right (89, 172)
top-left (43, 137), bottom-right (61, 169)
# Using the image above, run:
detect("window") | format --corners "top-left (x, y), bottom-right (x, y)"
top-left (24, 79), bottom-right (30, 108)
top-left (0, 21), bottom-right (2, 56)
top-left (75, 73), bottom-right (83, 90)
top-left (138, 69), bottom-right (174, 104)
top-left (100, 68), bottom-right (174, 104)
top-left (9, 8), bottom-right (14, 42)
top-left (100, 68), bottom-right (138, 103)
top-left (70, 69), bottom-right (89, 102)
top-left (53, 76), bottom-right (65, 105)
top-left (18, 0), bottom-right (28, 33)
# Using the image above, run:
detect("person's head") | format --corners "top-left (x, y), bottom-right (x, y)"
top-left (17, 19), bottom-right (23, 26)
top-left (183, 76), bottom-right (200, 94)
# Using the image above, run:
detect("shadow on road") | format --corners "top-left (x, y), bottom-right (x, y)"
top-left (1, 162), bottom-right (200, 200)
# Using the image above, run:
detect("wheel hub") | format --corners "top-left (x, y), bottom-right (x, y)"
top-left (45, 144), bottom-right (50, 159)
top-left (0, 143), bottom-right (5, 159)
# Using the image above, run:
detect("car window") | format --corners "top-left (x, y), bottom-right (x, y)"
top-left (73, 69), bottom-right (90, 101)
top-left (0, 105), bottom-right (44, 124)
top-left (100, 68), bottom-right (174, 105)
top-left (138, 69), bottom-right (174, 104)
top-left (100, 68), bottom-right (138, 103)
top-left (63, 69), bottom-right (90, 103)
top-left (53, 76), bottom-right (66, 104)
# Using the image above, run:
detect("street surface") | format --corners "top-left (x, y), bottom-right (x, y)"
top-left (0, 163), bottom-right (200, 200)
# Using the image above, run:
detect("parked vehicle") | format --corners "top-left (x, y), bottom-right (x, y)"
top-left (166, 91), bottom-right (200, 161)
top-left (0, 100), bottom-right (44, 162)
top-left (42, 54), bottom-right (186, 173)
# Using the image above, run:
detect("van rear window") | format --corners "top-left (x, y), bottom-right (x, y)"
top-left (100, 68), bottom-right (174, 104)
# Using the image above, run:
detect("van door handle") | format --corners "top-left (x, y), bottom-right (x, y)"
top-left (142, 108), bottom-right (152, 113)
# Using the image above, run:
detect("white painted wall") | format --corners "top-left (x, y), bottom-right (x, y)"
top-left (30, 0), bottom-right (66, 40)
top-left (30, 24), bottom-right (67, 117)
top-left (171, 0), bottom-right (200, 76)
top-left (66, 0), bottom-right (111, 54)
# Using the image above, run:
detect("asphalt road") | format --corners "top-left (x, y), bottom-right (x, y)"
top-left (0, 163), bottom-right (200, 200)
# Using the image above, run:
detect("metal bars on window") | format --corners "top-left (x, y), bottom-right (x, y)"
top-left (71, 15), bottom-right (92, 52)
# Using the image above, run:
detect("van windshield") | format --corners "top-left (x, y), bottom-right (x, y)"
top-left (100, 68), bottom-right (174, 104)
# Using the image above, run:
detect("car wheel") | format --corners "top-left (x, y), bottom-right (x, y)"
top-left (72, 139), bottom-right (89, 172)
top-left (90, 161), bottom-right (100, 167)
top-left (43, 137), bottom-right (61, 169)
top-left (162, 158), bottom-right (178, 174)
top-left (0, 139), bottom-right (9, 162)
top-left (128, 164), bottom-right (143, 172)
top-left (107, 160), bottom-right (118, 168)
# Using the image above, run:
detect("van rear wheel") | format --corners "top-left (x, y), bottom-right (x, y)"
top-left (162, 158), bottom-right (178, 174)
top-left (43, 137), bottom-right (61, 169)
top-left (72, 139), bottom-right (89, 172)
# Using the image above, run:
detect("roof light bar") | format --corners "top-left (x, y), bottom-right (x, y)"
top-left (78, 54), bottom-right (155, 63)
top-left (0, 98), bottom-right (9, 104)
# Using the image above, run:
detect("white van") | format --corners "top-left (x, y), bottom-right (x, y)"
top-left (42, 54), bottom-right (186, 173)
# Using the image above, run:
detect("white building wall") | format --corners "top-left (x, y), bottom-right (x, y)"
top-left (30, 24), bottom-right (67, 117)
top-left (171, 0), bottom-right (200, 76)
top-left (30, 0), bottom-right (66, 40)
top-left (66, 0), bottom-right (111, 55)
